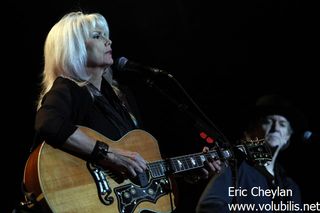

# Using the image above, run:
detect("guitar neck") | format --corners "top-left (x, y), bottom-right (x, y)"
top-left (147, 149), bottom-right (233, 178)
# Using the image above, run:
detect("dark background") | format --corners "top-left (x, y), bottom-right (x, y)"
top-left (4, 0), bottom-right (320, 212)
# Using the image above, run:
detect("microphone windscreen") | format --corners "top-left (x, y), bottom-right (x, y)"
top-left (115, 57), bottom-right (128, 71)
top-left (303, 131), bottom-right (312, 141)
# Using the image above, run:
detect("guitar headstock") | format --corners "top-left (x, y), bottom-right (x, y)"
top-left (237, 138), bottom-right (272, 166)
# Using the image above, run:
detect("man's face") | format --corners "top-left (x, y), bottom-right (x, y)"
top-left (259, 115), bottom-right (292, 148)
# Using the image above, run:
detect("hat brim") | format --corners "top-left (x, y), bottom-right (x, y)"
top-left (251, 97), bottom-right (307, 133)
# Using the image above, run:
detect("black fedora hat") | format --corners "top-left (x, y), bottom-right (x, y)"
top-left (249, 94), bottom-right (307, 133)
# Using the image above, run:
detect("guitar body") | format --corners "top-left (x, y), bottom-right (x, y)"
top-left (24, 127), bottom-right (176, 213)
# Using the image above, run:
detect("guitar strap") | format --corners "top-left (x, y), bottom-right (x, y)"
top-left (29, 131), bottom-right (39, 153)
top-left (253, 163), bottom-right (289, 205)
top-left (229, 146), bottom-right (247, 211)
top-left (15, 180), bottom-right (43, 212)
top-left (230, 158), bottom-right (239, 211)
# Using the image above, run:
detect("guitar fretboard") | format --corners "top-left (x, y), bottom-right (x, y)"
top-left (147, 149), bottom-right (233, 178)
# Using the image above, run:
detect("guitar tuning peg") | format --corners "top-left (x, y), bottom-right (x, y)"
top-left (253, 137), bottom-right (259, 143)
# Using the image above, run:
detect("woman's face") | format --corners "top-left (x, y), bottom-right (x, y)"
top-left (85, 29), bottom-right (113, 69)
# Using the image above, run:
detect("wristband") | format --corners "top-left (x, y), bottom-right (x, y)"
top-left (89, 140), bottom-right (109, 163)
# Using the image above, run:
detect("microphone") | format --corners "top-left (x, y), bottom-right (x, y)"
top-left (302, 131), bottom-right (320, 143)
top-left (114, 57), bottom-right (172, 78)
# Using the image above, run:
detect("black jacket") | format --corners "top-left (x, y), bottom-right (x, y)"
top-left (35, 77), bottom-right (138, 148)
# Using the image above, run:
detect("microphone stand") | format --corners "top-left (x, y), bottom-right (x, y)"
top-left (143, 75), bottom-right (231, 149)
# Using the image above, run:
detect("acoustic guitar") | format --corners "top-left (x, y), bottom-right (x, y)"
top-left (23, 126), bottom-right (271, 213)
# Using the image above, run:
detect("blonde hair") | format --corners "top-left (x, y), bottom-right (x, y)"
top-left (37, 11), bottom-right (109, 108)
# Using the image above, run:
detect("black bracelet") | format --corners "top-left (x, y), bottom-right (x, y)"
top-left (89, 140), bottom-right (109, 164)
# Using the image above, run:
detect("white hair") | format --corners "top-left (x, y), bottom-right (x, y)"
top-left (37, 11), bottom-right (110, 108)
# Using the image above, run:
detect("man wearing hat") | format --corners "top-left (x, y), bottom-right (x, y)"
top-left (196, 94), bottom-right (305, 213)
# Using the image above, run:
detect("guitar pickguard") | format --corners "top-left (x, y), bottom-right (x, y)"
top-left (114, 177), bottom-right (172, 213)
top-left (87, 162), bottom-right (114, 205)
top-left (88, 162), bottom-right (172, 213)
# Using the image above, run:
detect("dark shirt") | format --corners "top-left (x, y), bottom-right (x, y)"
top-left (35, 76), bottom-right (138, 148)
top-left (196, 161), bottom-right (302, 213)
